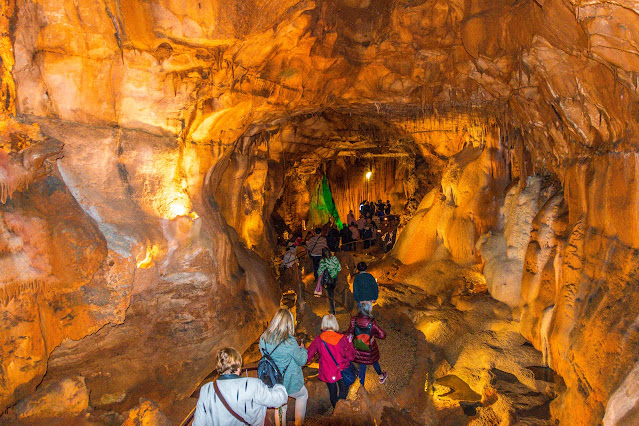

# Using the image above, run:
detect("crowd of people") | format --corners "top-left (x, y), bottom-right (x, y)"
top-left (343, 199), bottom-right (396, 253)
top-left (194, 301), bottom-right (387, 425)
top-left (277, 199), bottom-right (397, 313)
top-left (195, 239), bottom-right (386, 426)
top-left (192, 200), bottom-right (398, 425)
top-left (282, 199), bottom-right (397, 264)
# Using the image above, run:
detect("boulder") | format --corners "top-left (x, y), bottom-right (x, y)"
top-left (15, 376), bottom-right (89, 421)
top-left (122, 398), bottom-right (171, 426)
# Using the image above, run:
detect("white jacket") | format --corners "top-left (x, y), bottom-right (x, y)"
top-left (193, 376), bottom-right (287, 426)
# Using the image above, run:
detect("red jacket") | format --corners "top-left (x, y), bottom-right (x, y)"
top-left (345, 314), bottom-right (386, 364)
top-left (307, 331), bottom-right (356, 383)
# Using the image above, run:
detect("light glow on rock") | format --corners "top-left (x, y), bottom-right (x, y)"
top-left (137, 244), bottom-right (160, 269)
top-left (169, 201), bottom-right (189, 218)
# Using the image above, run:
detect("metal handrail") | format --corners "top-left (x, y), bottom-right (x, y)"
top-left (276, 233), bottom-right (392, 267)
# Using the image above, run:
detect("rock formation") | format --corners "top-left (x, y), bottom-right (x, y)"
top-left (0, 0), bottom-right (637, 423)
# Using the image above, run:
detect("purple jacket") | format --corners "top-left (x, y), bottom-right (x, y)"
top-left (307, 331), bottom-right (356, 383)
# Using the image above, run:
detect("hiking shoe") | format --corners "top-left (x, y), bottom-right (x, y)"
top-left (379, 372), bottom-right (388, 384)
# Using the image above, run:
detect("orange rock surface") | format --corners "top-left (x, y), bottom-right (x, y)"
top-left (0, 0), bottom-right (638, 423)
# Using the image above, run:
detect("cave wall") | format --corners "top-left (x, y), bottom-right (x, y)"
top-left (0, 115), bottom-right (281, 414)
top-left (1, 0), bottom-right (639, 422)
top-left (273, 156), bottom-right (416, 232)
top-left (393, 122), bottom-right (508, 266)
top-left (327, 157), bottom-right (414, 220)
top-left (391, 145), bottom-right (639, 424)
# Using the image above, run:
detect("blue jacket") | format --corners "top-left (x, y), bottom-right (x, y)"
top-left (353, 272), bottom-right (378, 302)
top-left (259, 336), bottom-right (307, 394)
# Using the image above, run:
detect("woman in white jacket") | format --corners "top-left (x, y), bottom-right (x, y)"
top-left (194, 347), bottom-right (288, 426)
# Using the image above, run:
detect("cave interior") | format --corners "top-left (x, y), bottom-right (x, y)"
top-left (1, 0), bottom-right (639, 424)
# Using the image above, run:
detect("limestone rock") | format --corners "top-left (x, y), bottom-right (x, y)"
top-left (1, 0), bottom-right (639, 423)
top-left (122, 398), bottom-right (171, 426)
top-left (393, 133), bottom-right (509, 267)
top-left (15, 376), bottom-right (89, 421)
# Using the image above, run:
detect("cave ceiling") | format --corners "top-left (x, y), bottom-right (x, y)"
top-left (7, 0), bottom-right (639, 177)
top-left (2, 0), bottom-right (639, 421)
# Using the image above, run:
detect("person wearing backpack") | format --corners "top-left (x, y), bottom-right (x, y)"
top-left (259, 309), bottom-right (308, 426)
top-left (345, 301), bottom-right (388, 387)
top-left (306, 314), bottom-right (357, 408)
top-left (316, 248), bottom-right (341, 314)
top-left (194, 347), bottom-right (288, 426)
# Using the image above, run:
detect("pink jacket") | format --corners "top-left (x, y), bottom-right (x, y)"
top-left (307, 331), bottom-right (356, 383)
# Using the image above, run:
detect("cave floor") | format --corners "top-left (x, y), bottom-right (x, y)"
top-left (283, 250), bottom-right (560, 425)
top-left (165, 249), bottom-right (559, 426)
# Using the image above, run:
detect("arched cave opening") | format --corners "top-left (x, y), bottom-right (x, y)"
top-left (1, 0), bottom-right (639, 424)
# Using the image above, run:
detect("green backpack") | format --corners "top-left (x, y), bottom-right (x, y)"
top-left (352, 321), bottom-right (373, 351)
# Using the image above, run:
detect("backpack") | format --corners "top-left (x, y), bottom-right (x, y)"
top-left (257, 340), bottom-right (289, 387)
top-left (321, 269), bottom-right (337, 290)
top-left (352, 320), bottom-right (373, 351)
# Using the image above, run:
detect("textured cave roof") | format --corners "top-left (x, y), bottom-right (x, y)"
top-left (11, 0), bottom-right (639, 173)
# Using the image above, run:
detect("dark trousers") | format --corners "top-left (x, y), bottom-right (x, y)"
top-left (326, 379), bottom-right (347, 407)
top-left (327, 287), bottom-right (335, 314)
top-left (358, 362), bottom-right (382, 386)
top-left (311, 255), bottom-right (321, 280)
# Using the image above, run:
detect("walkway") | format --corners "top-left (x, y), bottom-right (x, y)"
top-left (285, 250), bottom-right (558, 425)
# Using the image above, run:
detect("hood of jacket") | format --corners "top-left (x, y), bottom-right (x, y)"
top-left (320, 330), bottom-right (343, 346)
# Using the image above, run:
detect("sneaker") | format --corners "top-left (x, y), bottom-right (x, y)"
top-left (379, 372), bottom-right (388, 384)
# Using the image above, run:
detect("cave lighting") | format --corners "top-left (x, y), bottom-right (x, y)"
top-left (166, 198), bottom-right (198, 220)
top-left (169, 201), bottom-right (189, 218)
top-left (366, 171), bottom-right (372, 180)
top-left (137, 244), bottom-right (160, 269)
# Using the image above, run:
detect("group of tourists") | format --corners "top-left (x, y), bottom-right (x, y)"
top-left (194, 260), bottom-right (385, 426)
top-left (194, 304), bottom-right (387, 426)
top-left (359, 199), bottom-right (391, 218)
top-left (342, 199), bottom-right (396, 252)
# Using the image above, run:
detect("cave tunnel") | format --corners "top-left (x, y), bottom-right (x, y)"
top-left (1, 0), bottom-right (639, 424)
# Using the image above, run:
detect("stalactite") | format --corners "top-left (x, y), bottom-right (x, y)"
top-left (0, 165), bottom-right (36, 204)
top-left (0, 280), bottom-right (45, 306)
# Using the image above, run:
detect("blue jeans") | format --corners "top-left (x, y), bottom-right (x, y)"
top-left (358, 361), bottom-right (382, 386)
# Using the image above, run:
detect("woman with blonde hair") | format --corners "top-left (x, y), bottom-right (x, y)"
top-left (259, 309), bottom-right (308, 426)
top-left (194, 347), bottom-right (287, 425)
top-left (307, 314), bottom-right (356, 408)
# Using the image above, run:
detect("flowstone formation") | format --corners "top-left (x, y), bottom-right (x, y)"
top-left (0, 0), bottom-right (638, 423)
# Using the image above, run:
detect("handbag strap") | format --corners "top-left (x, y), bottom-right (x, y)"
top-left (213, 381), bottom-right (251, 425)
top-left (322, 340), bottom-right (339, 367)
top-left (309, 236), bottom-right (321, 255)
